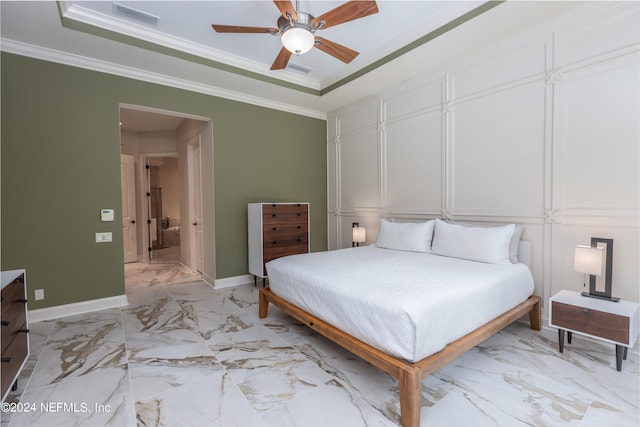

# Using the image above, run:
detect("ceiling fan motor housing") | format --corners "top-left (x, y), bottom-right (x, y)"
top-left (277, 11), bottom-right (317, 34)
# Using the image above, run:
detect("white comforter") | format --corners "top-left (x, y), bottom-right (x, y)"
top-left (266, 246), bottom-right (534, 362)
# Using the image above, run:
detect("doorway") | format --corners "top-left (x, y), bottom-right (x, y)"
top-left (146, 155), bottom-right (181, 263)
top-left (118, 104), bottom-right (215, 283)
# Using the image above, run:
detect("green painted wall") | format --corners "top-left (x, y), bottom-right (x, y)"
top-left (1, 52), bottom-right (327, 310)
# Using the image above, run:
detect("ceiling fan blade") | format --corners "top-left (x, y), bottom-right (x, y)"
top-left (212, 24), bottom-right (278, 34)
top-left (273, 0), bottom-right (297, 21)
top-left (270, 47), bottom-right (293, 70)
top-left (312, 0), bottom-right (378, 30)
top-left (314, 37), bottom-right (359, 64)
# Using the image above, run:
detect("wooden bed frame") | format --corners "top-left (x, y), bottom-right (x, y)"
top-left (259, 287), bottom-right (540, 427)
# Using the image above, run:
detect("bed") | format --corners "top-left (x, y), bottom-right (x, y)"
top-left (258, 219), bottom-right (541, 427)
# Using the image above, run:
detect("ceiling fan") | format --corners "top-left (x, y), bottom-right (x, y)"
top-left (211, 0), bottom-right (379, 70)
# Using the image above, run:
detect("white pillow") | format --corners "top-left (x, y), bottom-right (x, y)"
top-left (508, 224), bottom-right (524, 263)
top-left (431, 219), bottom-right (515, 264)
top-left (454, 221), bottom-right (523, 263)
top-left (375, 219), bottom-right (435, 253)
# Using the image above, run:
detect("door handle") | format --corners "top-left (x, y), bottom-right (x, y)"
top-left (131, 220), bottom-right (135, 224)
top-left (192, 222), bottom-right (197, 226)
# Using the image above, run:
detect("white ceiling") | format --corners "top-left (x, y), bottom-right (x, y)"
top-left (68, 1), bottom-right (481, 88)
top-left (1, 1), bottom-right (587, 128)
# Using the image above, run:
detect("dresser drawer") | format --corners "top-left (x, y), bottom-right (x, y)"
top-left (552, 301), bottom-right (630, 344)
top-left (263, 223), bottom-right (308, 241)
top-left (1, 305), bottom-right (27, 354)
top-left (1, 328), bottom-right (28, 399)
top-left (1, 277), bottom-right (26, 314)
top-left (262, 211), bottom-right (308, 226)
top-left (262, 203), bottom-right (308, 215)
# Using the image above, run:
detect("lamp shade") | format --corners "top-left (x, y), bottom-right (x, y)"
top-left (574, 245), bottom-right (605, 276)
top-left (281, 27), bottom-right (315, 54)
top-left (352, 226), bottom-right (366, 244)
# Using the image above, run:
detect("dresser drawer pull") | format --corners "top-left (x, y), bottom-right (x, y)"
top-left (1, 320), bottom-right (9, 326)
top-left (297, 238), bottom-right (301, 242)
top-left (297, 213), bottom-right (301, 216)
top-left (18, 328), bottom-right (29, 334)
top-left (272, 227), bottom-right (277, 231)
top-left (1, 357), bottom-right (10, 363)
top-left (16, 299), bottom-right (27, 304)
top-left (272, 214), bottom-right (277, 217)
top-left (272, 241), bottom-right (277, 245)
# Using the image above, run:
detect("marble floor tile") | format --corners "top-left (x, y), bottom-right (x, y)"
top-left (213, 325), bottom-right (334, 412)
top-left (5, 261), bottom-right (639, 427)
top-left (434, 351), bottom-right (595, 425)
top-left (261, 380), bottom-right (397, 427)
top-left (26, 311), bottom-right (126, 389)
top-left (126, 328), bottom-right (221, 402)
top-left (121, 295), bottom-right (196, 336)
top-left (8, 365), bottom-right (135, 427)
top-left (136, 371), bottom-right (264, 427)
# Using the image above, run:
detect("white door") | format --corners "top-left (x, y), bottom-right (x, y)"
top-left (190, 139), bottom-right (203, 273)
top-left (121, 154), bottom-right (137, 263)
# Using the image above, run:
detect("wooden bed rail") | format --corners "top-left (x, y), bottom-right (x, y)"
top-left (259, 288), bottom-right (541, 427)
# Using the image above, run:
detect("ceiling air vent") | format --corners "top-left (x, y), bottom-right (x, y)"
top-left (287, 62), bottom-right (312, 74)
top-left (112, 3), bottom-right (160, 26)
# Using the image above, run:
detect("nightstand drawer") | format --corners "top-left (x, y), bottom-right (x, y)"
top-left (552, 301), bottom-right (630, 344)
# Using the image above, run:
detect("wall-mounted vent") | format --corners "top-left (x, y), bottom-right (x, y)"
top-left (287, 62), bottom-right (312, 74)
top-left (113, 2), bottom-right (159, 26)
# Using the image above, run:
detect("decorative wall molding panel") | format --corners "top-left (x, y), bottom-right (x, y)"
top-left (326, 2), bottom-right (639, 304)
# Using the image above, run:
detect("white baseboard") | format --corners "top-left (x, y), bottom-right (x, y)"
top-left (28, 295), bottom-right (129, 323)
top-left (215, 274), bottom-right (254, 289)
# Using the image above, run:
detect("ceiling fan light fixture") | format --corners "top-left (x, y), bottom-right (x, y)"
top-left (281, 27), bottom-right (315, 55)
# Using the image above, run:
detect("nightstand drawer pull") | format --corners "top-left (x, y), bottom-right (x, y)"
top-left (1, 320), bottom-right (8, 326)
top-left (1, 357), bottom-right (10, 363)
top-left (583, 308), bottom-right (590, 313)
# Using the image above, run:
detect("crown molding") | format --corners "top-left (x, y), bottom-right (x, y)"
top-left (1, 38), bottom-right (327, 120)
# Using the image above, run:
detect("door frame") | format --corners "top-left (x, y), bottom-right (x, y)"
top-left (187, 137), bottom-right (204, 272)
top-left (121, 154), bottom-right (138, 263)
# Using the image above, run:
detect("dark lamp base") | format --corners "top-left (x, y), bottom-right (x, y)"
top-left (581, 291), bottom-right (620, 302)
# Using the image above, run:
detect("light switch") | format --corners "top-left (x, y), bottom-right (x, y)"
top-left (101, 209), bottom-right (115, 221)
top-left (96, 232), bottom-right (113, 243)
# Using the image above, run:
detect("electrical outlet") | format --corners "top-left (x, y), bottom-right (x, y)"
top-left (35, 289), bottom-right (44, 300)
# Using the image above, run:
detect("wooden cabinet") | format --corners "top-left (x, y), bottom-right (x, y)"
top-left (248, 203), bottom-right (309, 279)
top-left (1, 270), bottom-right (29, 402)
top-left (549, 290), bottom-right (639, 371)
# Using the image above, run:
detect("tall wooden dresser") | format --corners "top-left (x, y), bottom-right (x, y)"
top-left (248, 203), bottom-right (310, 281)
top-left (1, 269), bottom-right (29, 402)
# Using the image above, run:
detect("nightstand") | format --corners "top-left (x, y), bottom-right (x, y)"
top-left (549, 290), bottom-right (639, 371)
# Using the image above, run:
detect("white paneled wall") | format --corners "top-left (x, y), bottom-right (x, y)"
top-left (327, 2), bottom-right (639, 310)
